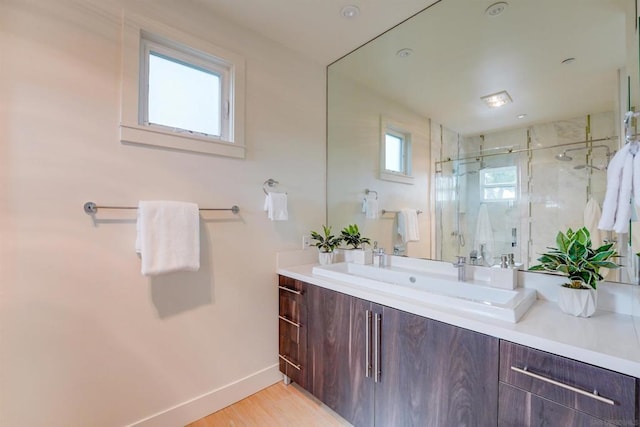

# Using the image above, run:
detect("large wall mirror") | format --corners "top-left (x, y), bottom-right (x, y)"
top-left (328, 0), bottom-right (640, 284)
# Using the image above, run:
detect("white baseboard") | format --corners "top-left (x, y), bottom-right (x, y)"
top-left (127, 364), bottom-right (282, 427)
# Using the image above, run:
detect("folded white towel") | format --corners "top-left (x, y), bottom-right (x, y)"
top-left (264, 192), bottom-right (288, 221)
top-left (136, 201), bottom-right (200, 276)
top-left (584, 198), bottom-right (603, 248)
top-left (398, 209), bottom-right (419, 242)
top-left (474, 203), bottom-right (494, 258)
top-left (599, 145), bottom-right (629, 230)
top-left (363, 197), bottom-right (379, 219)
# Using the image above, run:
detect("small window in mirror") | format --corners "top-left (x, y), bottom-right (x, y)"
top-left (480, 166), bottom-right (518, 202)
top-left (380, 117), bottom-right (413, 184)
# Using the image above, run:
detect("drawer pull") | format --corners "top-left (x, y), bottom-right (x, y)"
top-left (278, 285), bottom-right (302, 295)
top-left (279, 354), bottom-right (301, 371)
top-left (511, 366), bottom-right (615, 406)
top-left (278, 315), bottom-right (301, 328)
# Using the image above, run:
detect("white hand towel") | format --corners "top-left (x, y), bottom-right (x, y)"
top-left (634, 151), bottom-right (640, 207)
top-left (397, 209), bottom-right (419, 242)
top-left (584, 198), bottom-right (604, 248)
top-left (264, 192), bottom-right (288, 221)
top-left (136, 201), bottom-right (200, 276)
top-left (599, 145), bottom-right (629, 230)
top-left (474, 203), bottom-right (494, 257)
top-left (364, 197), bottom-right (379, 219)
top-left (614, 153), bottom-right (634, 233)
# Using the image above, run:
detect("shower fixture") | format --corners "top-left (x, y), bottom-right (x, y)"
top-left (555, 144), bottom-right (612, 163)
top-left (555, 152), bottom-right (573, 161)
top-left (573, 164), bottom-right (605, 171)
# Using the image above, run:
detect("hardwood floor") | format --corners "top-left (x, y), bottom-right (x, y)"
top-left (187, 381), bottom-right (352, 427)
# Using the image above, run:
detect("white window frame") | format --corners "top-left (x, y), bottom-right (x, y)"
top-left (379, 117), bottom-right (414, 184)
top-left (120, 13), bottom-right (245, 158)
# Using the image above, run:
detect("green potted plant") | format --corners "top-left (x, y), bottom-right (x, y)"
top-left (529, 227), bottom-right (619, 317)
top-left (310, 225), bottom-right (342, 265)
top-left (340, 224), bottom-right (372, 264)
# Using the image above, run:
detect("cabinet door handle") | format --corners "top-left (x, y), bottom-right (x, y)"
top-left (511, 366), bottom-right (615, 406)
top-left (365, 310), bottom-right (372, 378)
top-left (374, 312), bottom-right (382, 383)
top-left (278, 315), bottom-right (301, 328)
top-left (278, 285), bottom-right (302, 295)
top-left (279, 354), bottom-right (301, 371)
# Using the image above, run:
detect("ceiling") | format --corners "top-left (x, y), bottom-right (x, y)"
top-left (191, 0), bottom-right (439, 65)
top-left (329, 0), bottom-right (628, 136)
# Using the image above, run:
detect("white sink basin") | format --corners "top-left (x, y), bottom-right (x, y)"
top-left (311, 262), bottom-right (536, 323)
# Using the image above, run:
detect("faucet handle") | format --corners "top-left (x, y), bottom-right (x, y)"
top-left (456, 256), bottom-right (466, 264)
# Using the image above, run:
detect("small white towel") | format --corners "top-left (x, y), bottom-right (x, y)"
top-left (136, 201), bottom-right (200, 276)
top-left (363, 197), bottom-right (379, 219)
top-left (264, 192), bottom-right (288, 221)
top-left (474, 203), bottom-right (494, 257)
top-left (584, 198), bottom-right (604, 248)
top-left (397, 209), bottom-right (419, 242)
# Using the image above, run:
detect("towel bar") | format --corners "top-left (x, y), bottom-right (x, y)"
top-left (381, 209), bottom-right (423, 215)
top-left (83, 202), bottom-right (240, 215)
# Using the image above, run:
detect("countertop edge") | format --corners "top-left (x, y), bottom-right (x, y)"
top-left (278, 264), bottom-right (640, 378)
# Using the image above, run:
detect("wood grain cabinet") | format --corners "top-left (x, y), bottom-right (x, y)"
top-left (304, 280), bottom-right (499, 427)
top-left (278, 276), bottom-right (640, 427)
top-left (498, 341), bottom-right (638, 426)
top-left (278, 276), bottom-right (307, 388)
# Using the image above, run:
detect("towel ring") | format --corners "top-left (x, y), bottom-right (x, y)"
top-left (365, 189), bottom-right (378, 200)
top-left (263, 178), bottom-right (279, 195)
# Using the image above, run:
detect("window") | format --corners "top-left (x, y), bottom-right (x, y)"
top-left (380, 117), bottom-right (413, 184)
top-left (480, 166), bottom-right (518, 202)
top-left (120, 14), bottom-right (245, 157)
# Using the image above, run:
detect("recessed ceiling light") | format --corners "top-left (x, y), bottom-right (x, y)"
top-left (485, 2), bottom-right (508, 17)
top-left (561, 57), bottom-right (576, 65)
top-left (341, 5), bottom-right (360, 19)
top-left (481, 90), bottom-right (513, 108)
top-left (396, 48), bottom-right (413, 58)
top-left (517, 114), bottom-right (527, 119)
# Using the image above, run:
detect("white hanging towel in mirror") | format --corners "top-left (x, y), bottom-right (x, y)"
top-left (363, 197), bottom-right (379, 219)
top-left (398, 209), bottom-right (419, 242)
top-left (136, 201), bottom-right (200, 276)
top-left (474, 203), bottom-right (494, 257)
top-left (264, 192), bottom-right (288, 221)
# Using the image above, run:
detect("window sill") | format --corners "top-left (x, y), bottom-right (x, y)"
top-left (120, 124), bottom-right (245, 158)
top-left (379, 171), bottom-right (414, 185)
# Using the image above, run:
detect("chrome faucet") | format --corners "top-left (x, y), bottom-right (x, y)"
top-left (373, 241), bottom-right (385, 267)
top-left (452, 256), bottom-right (466, 282)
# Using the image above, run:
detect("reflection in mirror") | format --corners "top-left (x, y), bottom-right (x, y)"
top-left (327, 0), bottom-right (640, 284)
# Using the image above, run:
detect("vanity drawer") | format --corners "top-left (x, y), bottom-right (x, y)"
top-left (500, 341), bottom-right (637, 424)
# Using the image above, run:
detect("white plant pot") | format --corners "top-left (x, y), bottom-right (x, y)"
top-left (318, 251), bottom-right (334, 265)
top-left (557, 286), bottom-right (597, 317)
top-left (353, 249), bottom-right (373, 265)
top-left (342, 249), bottom-right (356, 263)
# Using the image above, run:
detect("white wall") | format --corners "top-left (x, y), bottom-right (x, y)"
top-left (0, 0), bottom-right (326, 425)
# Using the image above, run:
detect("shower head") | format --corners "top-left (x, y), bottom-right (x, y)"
top-left (555, 151), bottom-right (573, 161)
top-left (573, 164), bottom-right (605, 171)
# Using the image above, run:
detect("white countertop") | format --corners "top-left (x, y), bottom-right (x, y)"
top-left (278, 263), bottom-right (640, 378)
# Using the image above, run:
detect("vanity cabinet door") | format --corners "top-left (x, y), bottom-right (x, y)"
top-left (307, 284), bottom-right (375, 426)
top-left (375, 307), bottom-right (499, 427)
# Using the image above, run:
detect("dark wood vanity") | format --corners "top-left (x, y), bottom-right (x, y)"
top-left (278, 275), bottom-right (639, 426)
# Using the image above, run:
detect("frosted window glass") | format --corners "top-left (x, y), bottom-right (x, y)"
top-left (148, 52), bottom-right (221, 136)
